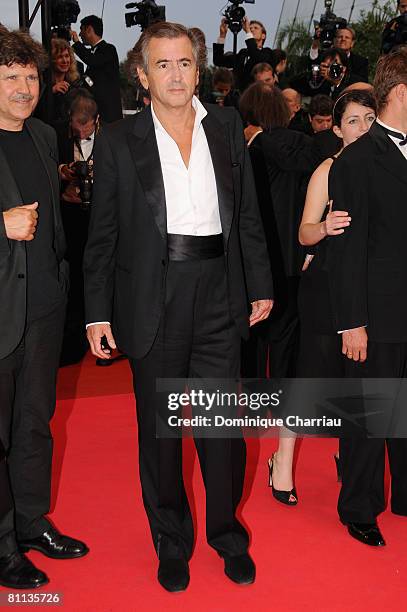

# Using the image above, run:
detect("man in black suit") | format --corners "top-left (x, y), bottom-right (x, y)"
top-left (84, 22), bottom-right (273, 592)
top-left (213, 17), bottom-right (274, 92)
top-left (0, 29), bottom-right (88, 590)
top-left (327, 48), bottom-right (407, 546)
top-left (71, 15), bottom-right (122, 123)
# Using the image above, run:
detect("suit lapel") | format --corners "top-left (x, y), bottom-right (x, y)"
top-left (25, 119), bottom-right (61, 232)
top-left (127, 107), bottom-right (167, 241)
top-left (370, 121), bottom-right (407, 187)
top-left (202, 110), bottom-right (234, 243)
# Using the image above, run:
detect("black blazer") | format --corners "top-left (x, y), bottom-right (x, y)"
top-left (0, 118), bottom-right (67, 360)
top-left (83, 104), bottom-right (273, 359)
top-left (348, 51), bottom-right (369, 83)
top-left (326, 121), bottom-right (407, 342)
top-left (213, 39), bottom-right (275, 91)
top-left (72, 40), bottom-right (122, 123)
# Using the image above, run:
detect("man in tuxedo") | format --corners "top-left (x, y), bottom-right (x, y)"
top-left (213, 17), bottom-right (274, 91)
top-left (0, 30), bottom-right (88, 589)
top-left (327, 48), bottom-right (407, 546)
top-left (84, 21), bottom-right (273, 592)
top-left (71, 15), bottom-right (122, 123)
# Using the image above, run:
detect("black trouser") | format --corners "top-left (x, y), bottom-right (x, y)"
top-left (242, 276), bottom-right (299, 378)
top-left (130, 255), bottom-right (248, 561)
top-left (0, 440), bottom-right (15, 556)
top-left (338, 341), bottom-right (407, 524)
top-left (0, 303), bottom-right (65, 555)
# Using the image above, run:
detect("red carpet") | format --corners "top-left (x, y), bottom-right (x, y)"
top-left (4, 353), bottom-right (406, 610)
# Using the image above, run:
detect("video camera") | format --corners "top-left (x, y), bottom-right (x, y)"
top-left (72, 160), bottom-right (93, 208)
top-left (125, 0), bottom-right (166, 30)
top-left (223, 0), bottom-right (255, 34)
top-left (50, 0), bottom-right (80, 40)
top-left (382, 13), bottom-right (407, 54)
top-left (315, 0), bottom-right (347, 50)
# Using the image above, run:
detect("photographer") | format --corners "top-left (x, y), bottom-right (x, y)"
top-left (381, 0), bottom-right (407, 54)
top-left (70, 15), bottom-right (122, 123)
top-left (251, 62), bottom-right (275, 86)
top-left (57, 91), bottom-right (99, 365)
top-left (291, 48), bottom-right (360, 100)
top-left (204, 67), bottom-right (240, 108)
top-left (213, 16), bottom-right (274, 91)
top-left (308, 94), bottom-right (333, 133)
top-left (310, 27), bottom-right (368, 82)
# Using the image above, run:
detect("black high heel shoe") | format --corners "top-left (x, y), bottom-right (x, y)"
top-left (334, 454), bottom-right (342, 482)
top-left (267, 454), bottom-right (298, 506)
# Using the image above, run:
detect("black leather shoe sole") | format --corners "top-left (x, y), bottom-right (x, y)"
top-left (0, 575), bottom-right (49, 589)
top-left (19, 544), bottom-right (89, 560)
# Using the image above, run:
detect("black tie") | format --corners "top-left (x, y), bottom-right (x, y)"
top-left (381, 125), bottom-right (407, 146)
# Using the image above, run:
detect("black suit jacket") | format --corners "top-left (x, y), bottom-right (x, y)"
top-left (326, 121), bottom-right (407, 342)
top-left (213, 39), bottom-right (275, 91)
top-left (0, 118), bottom-right (67, 360)
top-left (72, 40), bottom-right (122, 123)
top-left (348, 51), bottom-right (369, 82)
top-left (83, 104), bottom-right (273, 359)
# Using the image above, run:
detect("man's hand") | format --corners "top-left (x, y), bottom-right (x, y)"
top-left (59, 163), bottom-right (76, 182)
top-left (249, 299), bottom-right (273, 327)
top-left (242, 16), bottom-right (250, 34)
top-left (87, 323), bottom-right (117, 359)
top-left (312, 25), bottom-right (321, 49)
top-left (52, 81), bottom-right (70, 95)
top-left (219, 18), bottom-right (228, 38)
top-left (3, 202), bottom-right (38, 241)
top-left (302, 254), bottom-right (314, 271)
top-left (342, 327), bottom-right (368, 362)
top-left (70, 29), bottom-right (79, 43)
top-left (244, 124), bottom-right (262, 142)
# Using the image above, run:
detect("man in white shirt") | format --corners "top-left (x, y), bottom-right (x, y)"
top-left (84, 22), bottom-right (273, 592)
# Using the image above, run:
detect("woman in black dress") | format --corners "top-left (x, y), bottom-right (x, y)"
top-left (270, 90), bottom-right (377, 502)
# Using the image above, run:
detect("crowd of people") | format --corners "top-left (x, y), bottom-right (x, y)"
top-left (1, 2), bottom-right (407, 595)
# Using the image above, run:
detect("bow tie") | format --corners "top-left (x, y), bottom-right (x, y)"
top-left (381, 125), bottom-right (407, 146)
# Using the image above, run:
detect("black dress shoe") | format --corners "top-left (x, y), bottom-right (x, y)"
top-left (347, 522), bottom-right (386, 547)
top-left (0, 551), bottom-right (49, 589)
top-left (223, 553), bottom-right (256, 585)
top-left (157, 558), bottom-right (190, 592)
top-left (96, 357), bottom-right (113, 366)
top-left (19, 527), bottom-right (89, 559)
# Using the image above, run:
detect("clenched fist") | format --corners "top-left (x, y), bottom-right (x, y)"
top-left (3, 202), bottom-right (39, 241)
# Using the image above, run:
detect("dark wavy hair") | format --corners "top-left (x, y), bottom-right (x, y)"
top-left (0, 29), bottom-right (48, 72)
top-left (333, 89), bottom-right (376, 126)
top-left (239, 82), bottom-right (291, 129)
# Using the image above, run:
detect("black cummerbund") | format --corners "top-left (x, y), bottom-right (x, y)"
top-left (167, 233), bottom-right (224, 261)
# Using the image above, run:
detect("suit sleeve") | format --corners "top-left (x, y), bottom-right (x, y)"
top-left (83, 130), bottom-right (119, 324)
top-left (261, 130), bottom-right (323, 174)
top-left (233, 112), bottom-right (274, 301)
top-left (213, 43), bottom-right (236, 69)
top-left (326, 153), bottom-right (369, 331)
top-left (72, 42), bottom-right (115, 68)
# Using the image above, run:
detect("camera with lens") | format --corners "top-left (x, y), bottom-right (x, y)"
top-left (72, 160), bottom-right (93, 208)
top-left (124, 0), bottom-right (166, 30)
top-left (51, 0), bottom-right (81, 40)
top-left (315, 0), bottom-right (347, 50)
top-left (223, 0), bottom-right (255, 34)
top-left (382, 13), bottom-right (407, 54)
top-left (309, 59), bottom-right (344, 89)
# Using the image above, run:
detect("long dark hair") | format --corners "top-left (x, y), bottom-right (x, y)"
top-left (239, 82), bottom-right (291, 130)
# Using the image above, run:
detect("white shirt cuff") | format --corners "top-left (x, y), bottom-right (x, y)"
top-left (337, 325), bottom-right (367, 334)
top-left (309, 47), bottom-right (319, 61)
top-left (217, 37), bottom-right (226, 44)
top-left (86, 321), bottom-right (110, 329)
top-left (245, 33), bottom-right (254, 40)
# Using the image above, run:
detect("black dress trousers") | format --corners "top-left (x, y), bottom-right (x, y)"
top-left (130, 255), bottom-right (249, 561)
top-left (0, 440), bottom-right (16, 556)
top-left (0, 303), bottom-right (65, 544)
top-left (338, 341), bottom-right (407, 524)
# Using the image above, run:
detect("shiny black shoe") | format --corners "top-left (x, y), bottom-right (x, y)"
top-left (95, 357), bottom-right (113, 367)
top-left (347, 522), bottom-right (386, 547)
top-left (222, 553), bottom-right (256, 585)
top-left (267, 454), bottom-right (298, 506)
top-left (0, 551), bottom-right (49, 589)
top-left (157, 559), bottom-right (190, 592)
top-left (334, 454), bottom-right (342, 482)
top-left (19, 527), bottom-right (89, 559)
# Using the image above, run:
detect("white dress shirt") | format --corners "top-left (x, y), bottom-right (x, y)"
top-left (151, 95), bottom-right (222, 236)
top-left (74, 132), bottom-right (95, 162)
